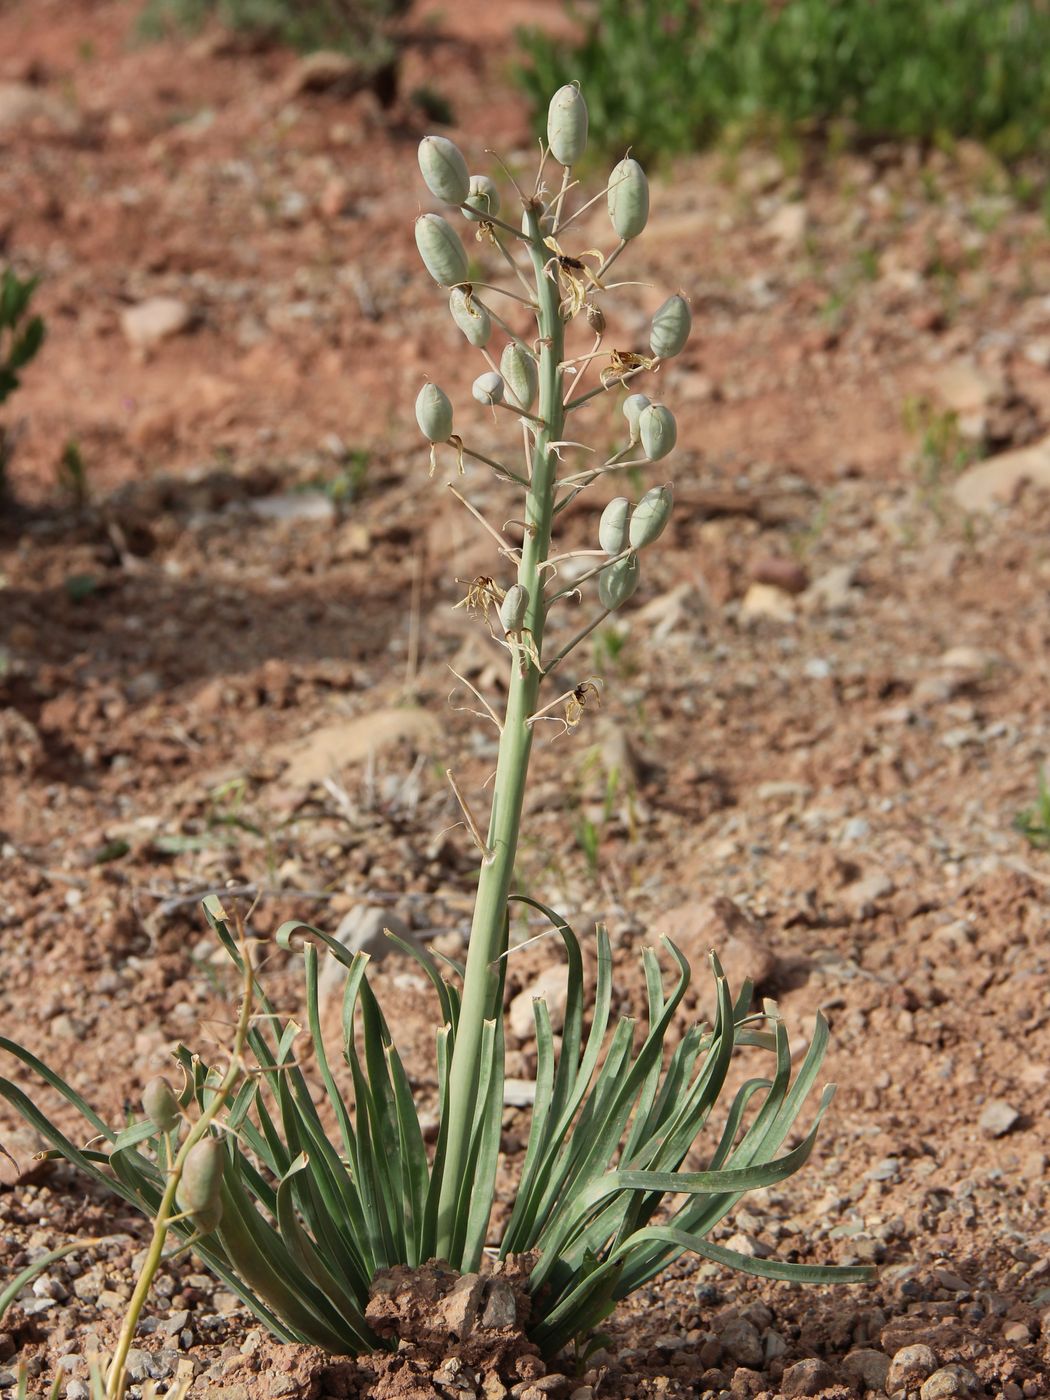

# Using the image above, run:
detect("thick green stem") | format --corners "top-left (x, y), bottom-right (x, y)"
top-left (436, 207), bottom-right (565, 1260)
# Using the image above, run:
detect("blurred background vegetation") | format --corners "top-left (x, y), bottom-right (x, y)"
top-left (138, 0), bottom-right (409, 64)
top-left (514, 0), bottom-right (1050, 168)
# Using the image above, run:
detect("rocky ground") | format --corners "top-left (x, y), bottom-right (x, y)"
top-left (1, 2), bottom-right (1049, 1399)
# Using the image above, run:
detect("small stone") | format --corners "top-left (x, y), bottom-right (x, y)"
top-left (0, 81), bottom-right (81, 136)
top-left (763, 1330), bottom-right (788, 1362)
top-left (750, 556), bottom-right (808, 595)
top-left (719, 1316), bottom-right (763, 1368)
top-left (765, 202), bottom-right (808, 248)
top-left (979, 1099), bottom-right (1020, 1138)
top-left (508, 964), bottom-right (570, 1042)
top-left (66, 1384), bottom-right (90, 1400)
top-left (803, 563), bottom-right (857, 615)
top-left (781, 1358), bottom-right (834, 1396)
top-left (739, 582), bottom-right (796, 625)
top-left (503, 1079), bottom-right (537, 1107)
top-left (842, 871), bottom-right (895, 920)
top-left (317, 906), bottom-right (415, 1002)
top-left (32, 1273), bottom-right (67, 1300)
top-left (728, 1367), bottom-right (764, 1397)
top-left (953, 435), bottom-right (1050, 513)
top-left (248, 492), bottom-right (337, 525)
top-left (284, 51), bottom-right (364, 97)
top-left (120, 297), bottom-right (192, 349)
top-left (866, 1156), bottom-right (901, 1183)
top-left (919, 1363), bottom-right (980, 1399)
top-left (724, 1232), bottom-right (770, 1259)
top-left (162, 1309), bottom-right (191, 1336)
top-left (436, 1273), bottom-right (485, 1340)
top-left (481, 1279), bottom-right (518, 1330)
top-left (124, 1350), bottom-right (150, 1383)
top-left (887, 1344), bottom-right (939, 1391)
top-left (1002, 1321), bottom-right (1031, 1344)
top-left (843, 1349), bottom-right (890, 1392)
top-left (0, 1338), bottom-right (13, 1365)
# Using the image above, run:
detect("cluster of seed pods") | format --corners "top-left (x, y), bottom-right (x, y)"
top-left (413, 84), bottom-right (691, 625)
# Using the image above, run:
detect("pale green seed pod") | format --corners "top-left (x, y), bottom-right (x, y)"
top-left (142, 1076), bottom-right (181, 1134)
top-left (449, 287), bottom-right (491, 347)
top-left (629, 484), bottom-right (674, 549)
top-left (176, 1137), bottom-right (224, 1235)
top-left (598, 497), bottom-right (631, 554)
top-left (650, 294), bottom-right (692, 360)
top-left (499, 343), bottom-right (538, 412)
top-left (639, 403), bottom-right (677, 461)
top-left (415, 213), bottom-right (469, 287)
top-left (623, 393), bottom-right (651, 444)
top-left (608, 157), bottom-right (649, 241)
top-left (499, 584), bottom-right (529, 633)
top-left (463, 175), bottom-right (500, 223)
top-left (547, 84), bottom-right (588, 166)
top-left (599, 553), bottom-right (640, 612)
top-left (416, 383), bottom-right (454, 442)
top-left (472, 371), bottom-right (504, 406)
top-left (417, 135), bottom-right (470, 207)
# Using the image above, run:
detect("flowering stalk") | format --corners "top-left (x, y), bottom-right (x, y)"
top-left (434, 202), bottom-right (566, 1255)
top-left (414, 88), bottom-right (685, 1260)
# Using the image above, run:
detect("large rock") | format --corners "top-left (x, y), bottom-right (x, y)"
top-left (953, 434), bottom-right (1050, 512)
top-left (657, 897), bottom-right (778, 997)
top-left (317, 906), bottom-right (416, 1001)
top-left (275, 708), bottom-right (441, 787)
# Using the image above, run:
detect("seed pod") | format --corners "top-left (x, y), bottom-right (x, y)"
top-left (650, 294), bottom-right (692, 360)
top-left (547, 84), bottom-right (588, 166)
top-left (499, 584), bottom-right (529, 633)
top-left (176, 1138), bottom-right (224, 1235)
top-left (417, 135), bottom-right (470, 207)
top-left (585, 302), bottom-right (606, 335)
top-left (629, 484), bottom-right (674, 549)
top-left (415, 213), bottom-right (469, 287)
top-left (499, 343), bottom-right (538, 412)
top-left (449, 287), bottom-right (491, 347)
top-left (142, 1076), bottom-right (181, 1134)
top-left (622, 393), bottom-right (651, 444)
top-left (608, 157), bottom-right (649, 241)
top-left (472, 371), bottom-right (504, 406)
top-left (639, 402), bottom-right (677, 461)
top-left (416, 383), bottom-right (454, 442)
top-left (463, 174), bottom-right (500, 223)
top-left (598, 497), bottom-right (631, 554)
top-left (599, 553), bottom-right (640, 612)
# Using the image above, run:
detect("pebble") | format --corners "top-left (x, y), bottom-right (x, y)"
top-left (781, 1358), bottom-right (835, 1396)
top-left (919, 1363), bottom-right (980, 1398)
top-left (66, 1384), bottom-right (90, 1400)
top-left (718, 1316), bottom-right (763, 1368)
top-left (888, 1343), bottom-right (940, 1390)
top-left (508, 964), bottom-right (570, 1041)
top-left (120, 297), bottom-right (192, 349)
top-left (842, 1348), bottom-right (891, 1391)
top-left (979, 1099), bottom-right (1020, 1138)
top-left (1002, 1321), bottom-right (1031, 1344)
